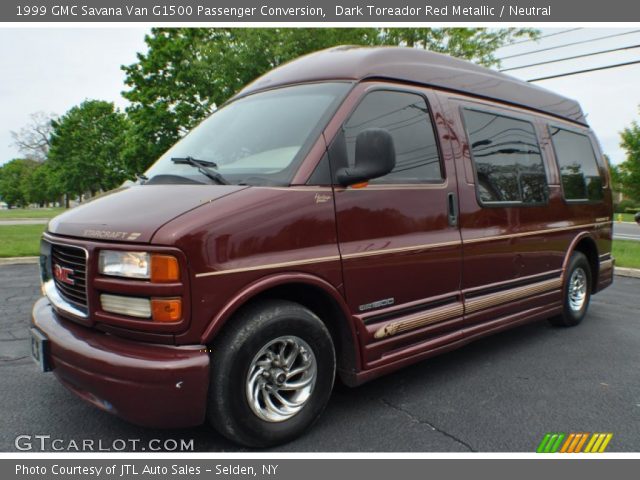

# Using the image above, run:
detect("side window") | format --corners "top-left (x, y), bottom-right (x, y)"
top-left (463, 109), bottom-right (548, 205)
top-left (549, 127), bottom-right (604, 202)
top-left (342, 90), bottom-right (442, 183)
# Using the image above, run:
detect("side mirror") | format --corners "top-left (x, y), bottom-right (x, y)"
top-left (336, 128), bottom-right (395, 186)
top-left (635, 211), bottom-right (640, 225)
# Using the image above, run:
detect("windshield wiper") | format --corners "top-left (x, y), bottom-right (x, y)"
top-left (171, 156), bottom-right (229, 185)
top-left (134, 173), bottom-right (149, 184)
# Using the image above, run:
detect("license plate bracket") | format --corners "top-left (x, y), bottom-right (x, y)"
top-left (30, 327), bottom-right (51, 372)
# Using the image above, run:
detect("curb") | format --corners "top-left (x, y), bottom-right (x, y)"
top-left (614, 267), bottom-right (640, 279)
top-left (0, 256), bottom-right (39, 266)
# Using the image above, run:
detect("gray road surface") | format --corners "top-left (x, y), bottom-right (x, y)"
top-left (613, 222), bottom-right (640, 241)
top-left (1, 264), bottom-right (638, 452)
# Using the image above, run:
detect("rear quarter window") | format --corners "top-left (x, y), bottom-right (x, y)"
top-left (549, 126), bottom-right (604, 202)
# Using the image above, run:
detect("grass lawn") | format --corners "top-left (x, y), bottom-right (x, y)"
top-left (0, 207), bottom-right (66, 220)
top-left (0, 224), bottom-right (46, 257)
top-left (612, 239), bottom-right (640, 269)
top-left (614, 212), bottom-right (638, 223)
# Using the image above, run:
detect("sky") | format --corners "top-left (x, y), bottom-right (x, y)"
top-left (0, 27), bottom-right (639, 166)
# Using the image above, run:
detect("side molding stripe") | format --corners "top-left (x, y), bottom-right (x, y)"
top-left (374, 275), bottom-right (563, 340)
top-left (465, 277), bottom-right (562, 314)
top-left (374, 303), bottom-right (463, 339)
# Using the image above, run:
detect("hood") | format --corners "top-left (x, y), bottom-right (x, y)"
top-left (48, 184), bottom-right (248, 243)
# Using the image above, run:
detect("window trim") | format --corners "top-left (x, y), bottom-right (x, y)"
top-left (460, 106), bottom-right (551, 208)
top-left (336, 86), bottom-right (446, 186)
top-left (547, 124), bottom-right (605, 205)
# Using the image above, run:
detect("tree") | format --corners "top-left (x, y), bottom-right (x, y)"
top-left (0, 159), bottom-right (38, 208)
top-left (619, 112), bottom-right (640, 203)
top-left (10, 112), bottom-right (57, 162)
top-left (47, 100), bottom-right (131, 205)
top-left (22, 162), bottom-right (63, 207)
top-left (122, 27), bottom-right (538, 172)
top-left (380, 28), bottom-right (536, 66)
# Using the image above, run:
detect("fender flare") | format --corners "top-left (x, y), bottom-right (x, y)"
top-left (562, 231), bottom-right (599, 287)
top-left (199, 272), bottom-right (360, 370)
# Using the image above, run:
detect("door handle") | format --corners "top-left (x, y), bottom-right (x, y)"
top-left (448, 192), bottom-right (458, 227)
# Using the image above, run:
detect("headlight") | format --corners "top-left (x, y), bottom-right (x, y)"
top-left (98, 251), bottom-right (180, 282)
top-left (99, 251), bottom-right (150, 279)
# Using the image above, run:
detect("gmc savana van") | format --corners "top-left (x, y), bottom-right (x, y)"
top-left (31, 46), bottom-right (613, 447)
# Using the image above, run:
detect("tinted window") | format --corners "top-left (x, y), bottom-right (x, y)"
top-left (549, 127), bottom-right (603, 201)
top-left (343, 91), bottom-right (442, 183)
top-left (463, 109), bottom-right (548, 204)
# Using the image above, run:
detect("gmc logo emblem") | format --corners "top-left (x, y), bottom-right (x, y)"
top-left (53, 264), bottom-right (75, 285)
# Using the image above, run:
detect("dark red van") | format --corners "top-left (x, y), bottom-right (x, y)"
top-left (31, 46), bottom-right (613, 447)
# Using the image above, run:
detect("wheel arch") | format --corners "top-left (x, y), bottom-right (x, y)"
top-left (564, 233), bottom-right (599, 293)
top-left (200, 273), bottom-right (361, 379)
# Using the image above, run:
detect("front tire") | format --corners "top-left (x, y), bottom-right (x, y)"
top-left (207, 299), bottom-right (336, 447)
top-left (549, 251), bottom-right (592, 327)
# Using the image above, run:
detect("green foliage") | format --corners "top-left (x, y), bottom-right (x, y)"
top-left (619, 113), bottom-right (640, 203)
top-left (122, 27), bottom-right (539, 172)
top-left (614, 199), bottom-right (639, 213)
top-left (380, 28), bottom-right (537, 65)
top-left (47, 100), bottom-right (131, 198)
top-left (23, 162), bottom-right (63, 206)
top-left (605, 155), bottom-right (622, 193)
top-left (0, 159), bottom-right (39, 207)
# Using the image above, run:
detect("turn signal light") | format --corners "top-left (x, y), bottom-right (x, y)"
top-left (151, 298), bottom-right (182, 322)
top-left (350, 181), bottom-right (369, 189)
top-left (151, 254), bottom-right (180, 283)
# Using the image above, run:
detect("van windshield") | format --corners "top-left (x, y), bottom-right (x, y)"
top-left (144, 82), bottom-right (351, 186)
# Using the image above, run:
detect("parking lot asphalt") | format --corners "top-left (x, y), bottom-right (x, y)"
top-left (1, 264), bottom-right (638, 452)
top-left (614, 222), bottom-right (640, 241)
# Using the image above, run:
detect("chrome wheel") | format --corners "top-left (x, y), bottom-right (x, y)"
top-left (246, 335), bottom-right (317, 423)
top-left (568, 267), bottom-right (587, 312)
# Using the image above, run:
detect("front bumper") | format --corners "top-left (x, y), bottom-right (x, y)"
top-left (31, 297), bottom-right (210, 428)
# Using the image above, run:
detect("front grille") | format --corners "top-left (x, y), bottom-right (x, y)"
top-left (51, 243), bottom-right (88, 311)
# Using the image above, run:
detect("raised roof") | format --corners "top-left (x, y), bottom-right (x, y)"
top-left (235, 46), bottom-right (586, 125)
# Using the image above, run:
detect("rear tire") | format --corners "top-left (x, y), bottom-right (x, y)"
top-left (549, 251), bottom-right (592, 327)
top-left (207, 299), bottom-right (336, 447)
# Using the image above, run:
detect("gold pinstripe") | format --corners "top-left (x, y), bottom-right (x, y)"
top-left (194, 255), bottom-right (341, 278)
top-left (194, 222), bottom-right (601, 278)
top-left (341, 240), bottom-right (461, 260)
top-left (463, 223), bottom-right (601, 245)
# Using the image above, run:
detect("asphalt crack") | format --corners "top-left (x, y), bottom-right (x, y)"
top-left (380, 398), bottom-right (476, 452)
